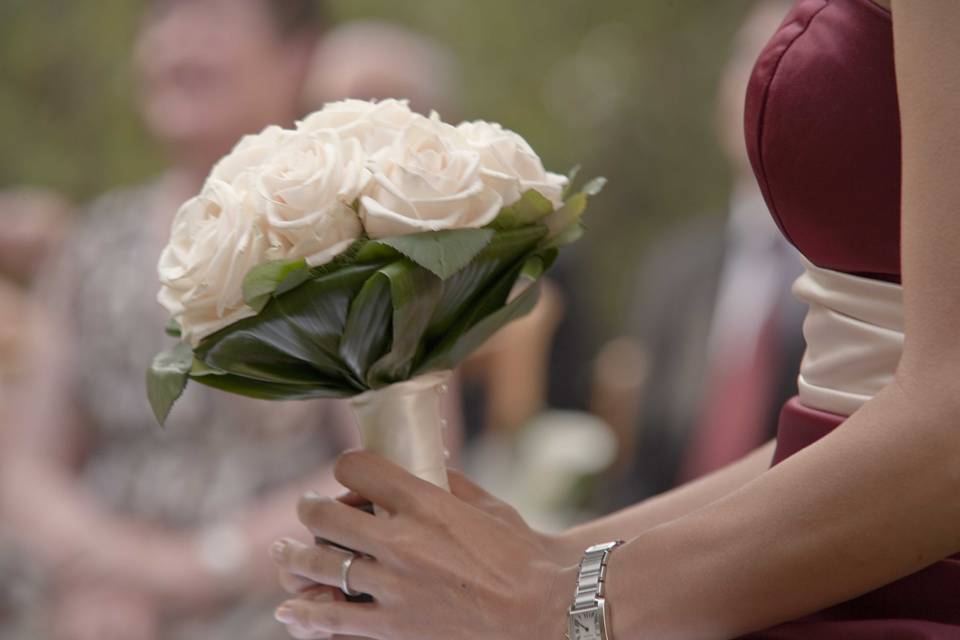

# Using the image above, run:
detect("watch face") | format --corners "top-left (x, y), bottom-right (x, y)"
top-left (569, 608), bottom-right (604, 640)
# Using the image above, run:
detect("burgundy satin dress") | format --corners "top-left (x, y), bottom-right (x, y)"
top-left (741, 0), bottom-right (960, 637)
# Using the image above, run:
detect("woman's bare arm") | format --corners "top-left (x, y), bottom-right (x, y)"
top-left (596, 3), bottom-right (960, 636)
top-left (557, 440), bottom-right (775, 560)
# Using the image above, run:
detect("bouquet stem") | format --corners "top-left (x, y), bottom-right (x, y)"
top-left (350, 371), bottom-right (453, 507)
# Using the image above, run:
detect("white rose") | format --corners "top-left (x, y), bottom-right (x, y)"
top-left (158, 131), bottom-right (365, 346)
top-left (158, 179), bottom-right (267, 347)
top-left (253, 130), bottom-right (366, 266)
top-left (210, 125), bottom-right (296, 183)
top-left (297, 99), bottom-right (418, 156)
top-left (359, 114), bottom-right (503, 239)
top-left (456, 120), bottom-right (567, 209)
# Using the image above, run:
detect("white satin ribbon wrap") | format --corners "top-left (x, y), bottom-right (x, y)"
top-left (792, 256), bottom-right (904, 417)
top-left (350, 371), bottom-right (452, 495)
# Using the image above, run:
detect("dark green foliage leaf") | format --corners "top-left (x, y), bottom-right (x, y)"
top-left (354, 240), bottom-right (401, 264)
top-left (367, 263), bottom-right (442, 388)
top-left (146, 342), bottom-right (193, 426)
top-left (417, 263), bottom-right (542, 375)
top-left (425, 224), bottom-right (547, 339)
top-left (197, 263), bottom-right (383, 390)
top-left (192, 371), bottom-right (352, 400)
top-left (338, 266), bottom-right (395, 382)
top-left (376, 228), bottom-right (495, 280)
top-left (197, 328), bottom-right (336, 386)
top-left (537, 247), bottom-right (560, 272)
top-left (242, 258), bottom-right (310, 313)
top-left (491, 189), bottom-right (555, 230)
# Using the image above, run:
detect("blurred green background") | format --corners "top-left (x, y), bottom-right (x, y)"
top-left (0, 0), bottom-right (752, 335)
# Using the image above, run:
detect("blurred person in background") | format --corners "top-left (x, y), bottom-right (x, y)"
top-left (0, 2), bottom-right (362, 639)
top-left (0, 188), bottom-right (72, 399)
top-left (304, 19), bottom-right (460, 120)
top-left (601, 0), bottom-right (805, 507)
top-left (304, 20), bottom-right (568, 468)
top-left (0, 188), bottom-right (71, 640)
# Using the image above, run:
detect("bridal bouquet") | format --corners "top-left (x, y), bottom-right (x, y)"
top-left (148, 99), bottom-right (603, 490)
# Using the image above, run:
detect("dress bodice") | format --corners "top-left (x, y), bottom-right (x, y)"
top-left (745, 0), bottom-right (900, 283)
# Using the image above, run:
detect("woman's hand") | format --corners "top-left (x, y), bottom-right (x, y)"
top-left (270, 451), bottom-right (576, 639)
top-left (445, 468), bottom-right (577, 565)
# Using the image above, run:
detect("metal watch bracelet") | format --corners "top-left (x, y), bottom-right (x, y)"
top-left (568, 540), bottom-right (623, 640)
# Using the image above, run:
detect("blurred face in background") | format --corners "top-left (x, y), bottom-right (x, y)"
top-left (134, 0), bottom-right (315, 169)
top-left (717, 0), bottom-right (790, 178)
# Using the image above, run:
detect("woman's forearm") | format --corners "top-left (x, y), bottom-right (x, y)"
top-left (601, 383), bottom-right (960, 639)
top-left (559, 440), bottom-right (776, 560)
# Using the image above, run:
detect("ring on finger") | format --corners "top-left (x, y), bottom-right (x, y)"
top-left (339, 551), bottom-right (362, 597)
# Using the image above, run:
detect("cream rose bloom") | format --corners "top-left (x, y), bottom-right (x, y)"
top-left (157, 179), bottom-right (267, 347)
top-left (297, 98), bottom-right (418, 157)
top-left (359, 114), bottom-right (503, 239)
top-left (158, 127), bottom-right (365, 346)
top-left (254, 130), bottom-right (367, 266)
top-left (456, 120), bottom-right (568, 209)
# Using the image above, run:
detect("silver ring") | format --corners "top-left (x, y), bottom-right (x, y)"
top-left (339, 551), bottom-right (361, 597)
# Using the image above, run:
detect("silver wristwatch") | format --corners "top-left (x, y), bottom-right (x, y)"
top-left (567, 541), bottom-right (623, 640)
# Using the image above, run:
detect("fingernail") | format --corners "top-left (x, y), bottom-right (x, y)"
top-left (303, 490), bottom-right (323, 502)
top-left (270, 539), bottom-right (288, 563)
top-left (275, 604), bottom-right (297, 624)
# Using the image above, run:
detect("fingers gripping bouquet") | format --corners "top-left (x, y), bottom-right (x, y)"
top-left (148, 99), bottom-right (603, 492)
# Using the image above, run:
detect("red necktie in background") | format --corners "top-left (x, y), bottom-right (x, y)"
top-left (678, 306), bottom-right (781, 482)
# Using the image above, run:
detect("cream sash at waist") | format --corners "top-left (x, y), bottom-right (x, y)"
top-left (792, 256), bottom-right (904, 417)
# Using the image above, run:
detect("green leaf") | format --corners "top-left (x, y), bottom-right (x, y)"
top-left (541, 175), bottom-right (605, 244)
top-left (354, 240), bottom-right (401, 264)
top-left (563, 165), bottom-right (582, 198)
top-left (146, 342), bottom-right (194, 426)
top-left (520, 255), bottom-right (546, 281)
top-left (192, 371), bottom-right (353, 401)
top-left (543, 221), bottom-right (585, 248)
top-left (425, 224), bottom-right (547, 340)
top-left (376, 228), bottom-right (495, 280)
top-left (417, 262), bottom-right (542, 375)
top-left (190, 358), bottom-right (224, 376)
top-left (242, 258), bottom-right (310, 313)
top-left (198, 263), bottom-right (383, 390)
top-left (307, 238), bottom-right (366, 277)
top-left (164, 317), bottom-right (181, 338)
top-left (198, 328), bottom-right (338, 386)
top-left (543, 192), bottom-right (587, 239)
top-left (581, 176), bottom-right (607, 196)
top-left (367, 263), bottom-right (443, 387)
top-left (491, 189), bottom-right (555, 230)
top-left (537, 247), bottom-right (560, 272)
top-left (338, 265), bottom-right (395, 383)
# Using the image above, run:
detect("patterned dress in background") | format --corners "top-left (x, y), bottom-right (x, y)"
top-left (5, 179), bottom-right (350, 640)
